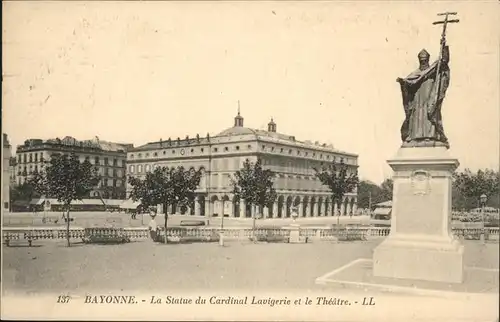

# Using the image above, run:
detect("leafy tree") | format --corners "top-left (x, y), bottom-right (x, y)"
top-left (29, 153), bottom-right (100, 247)
top-left (357, 180), bottom-right (382, 210)
top-left (379, 178), bottom-right (393, 202)
top-left (453, 168), bottom-right (499, 210)
top-left (313, 161), bottom-right (359, 226)
top-left (128, 166), bottom-right (202, 244)
top-left (231, 158), bottom-right (277, 229)
top-left (10, 182), bottom-right (40, 204)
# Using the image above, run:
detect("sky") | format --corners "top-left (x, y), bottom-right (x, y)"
top-left (2, 1), bottom-right (499, 184)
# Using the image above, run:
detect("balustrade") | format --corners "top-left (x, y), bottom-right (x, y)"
top-left (2, 226), bottom-right (498, 245)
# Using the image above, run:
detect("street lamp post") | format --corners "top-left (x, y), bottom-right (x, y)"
top-left (480, 194), bottom-right (487, 244)
top-left (219, 197), bottom-right (227, 247)
top-left (291, 207), bottom-right (298, 224)
top-left (221, 199), bottom-right (225, 229)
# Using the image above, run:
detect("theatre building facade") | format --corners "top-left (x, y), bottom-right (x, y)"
top-left (126, 112), bottom-right (358, 218)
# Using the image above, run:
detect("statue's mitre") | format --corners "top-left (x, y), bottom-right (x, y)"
top-left (418, 49), bottom-right (430, 59)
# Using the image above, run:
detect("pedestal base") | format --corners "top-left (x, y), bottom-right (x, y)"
top-left (288, 224), bottom-right (306, 243)
top-left (373, 235), bottom-right (464, 283)
top-left (373, 146), bottom-right (464, 284)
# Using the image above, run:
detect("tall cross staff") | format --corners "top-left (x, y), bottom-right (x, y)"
top-left (430, 12), bottom-right (459, 116)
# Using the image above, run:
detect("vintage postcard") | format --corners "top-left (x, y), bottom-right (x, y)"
top-left (2, 1), bottom-right (499, 321)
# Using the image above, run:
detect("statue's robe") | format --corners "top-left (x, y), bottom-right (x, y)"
top-left (399, 46), bottom-right (450, 145)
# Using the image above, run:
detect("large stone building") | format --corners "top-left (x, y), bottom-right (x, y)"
top-left (15, 136), bottom-right (133, 199)
top-left (3, 133), bottom-right (12, 211)
top-left (127, 112), bottom-right (359, 218)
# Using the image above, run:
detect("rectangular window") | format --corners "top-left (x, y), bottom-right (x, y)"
top-left (129, 165), bottom-right (135, 173)
top-left (104, 158), bottom-right (109, 165)
top-left (113, 159), bottom-right (117, 166)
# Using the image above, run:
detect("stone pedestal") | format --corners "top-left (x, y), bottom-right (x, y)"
top-left (289, 224), bottom-right (301, 243)
top-left (219, 232), bottom-right (225, 246)
top-left (373, 146), bottom-right (464, 283)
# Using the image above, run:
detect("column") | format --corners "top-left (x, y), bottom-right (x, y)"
top-left (333, 202), bottom-right (338, 216)
top-left (240, 199), bottom-right (246, 218)
top-left (352, 199), bottom-right (358, 215)
top-left (215, 201), bottom-right (222, 216)
top-left (340, 199), bottom-right (345, 216)
top-left (204, 198), bottom-right (210, 217)
top-left (317, 202), bottom-right (322, 216)
top-left (325, 202), bottom-right (331, 217)
top-left (298, 201), bottom-right (303, 217)
top-left (195, 199), bottom-right (201, 216)
top-left (273, 202), bottom-right (278, 218)
top-left (311, 201), bottom-right (316, 217)
top-left (280, 202), bottom-right (286, 218)
top-left (263, 207), bottom-right (269, 219)
top-left (228, 201), bottom-right (234, 217)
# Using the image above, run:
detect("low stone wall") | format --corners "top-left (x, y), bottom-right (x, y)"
top-left (3, 226), bottom-right (498, 245)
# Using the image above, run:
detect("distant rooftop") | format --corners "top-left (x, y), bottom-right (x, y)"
top-left (18, 136), bottom-right (133, 152)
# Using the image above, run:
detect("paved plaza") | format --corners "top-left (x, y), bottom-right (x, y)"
top-left (3, 239), bottom-right (498, 295)
top-left (3, 211), bottom-right (372, 229)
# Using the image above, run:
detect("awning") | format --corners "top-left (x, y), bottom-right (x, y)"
top-left (30, 198), bottom-right (45, 205)
top-left (374, 207), bottom-right (391, 215)
top-left (374, 200), bottom-right (392, 208)
top-left (104, 199), bottom-right (126, 206)
top-left (42, 199), bottom-right (97, 206)
top-left (82, 199), bottom-right (106, 206)
top-left (120, 199), bottom-right (141, 209)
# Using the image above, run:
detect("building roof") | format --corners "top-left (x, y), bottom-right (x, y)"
top-left (18, 136), bottom-right (133, 153)
top-left (217, 126), bottom-right (296, 142)
top-left (130, 112), bottom-right (358, 157)
top-left (97, 140), bottom-right (133, 152)
top-left (217, 126), bottom-right (257, 136)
